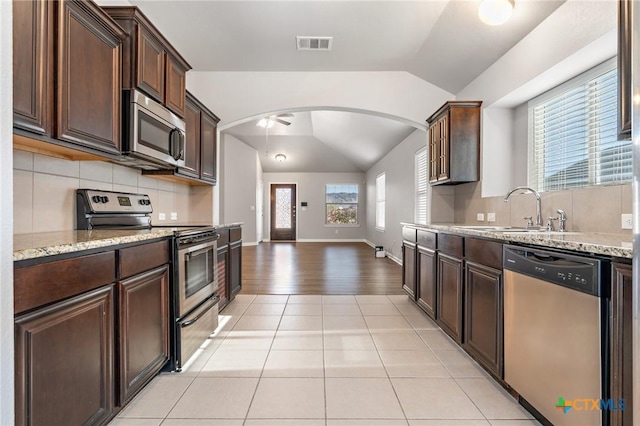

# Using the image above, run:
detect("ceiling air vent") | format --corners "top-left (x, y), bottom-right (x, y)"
top-left (296, 36), bottom-right (333, 51)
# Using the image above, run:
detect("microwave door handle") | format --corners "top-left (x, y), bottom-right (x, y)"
top-left (170, 129), bottom-right (184, 161)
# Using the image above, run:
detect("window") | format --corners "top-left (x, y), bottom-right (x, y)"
top-left (376, 173), bottom-right (385, 230)
top-left (325, 184), bottom-right (358, 225)
top-left (415, 147), bottom-right (429, 225)
top-left (529, 58), bottom-right (631, 192)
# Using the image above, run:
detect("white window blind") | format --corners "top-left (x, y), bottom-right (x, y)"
top-left (529, 58), bottom-right (631, 192)
top-left (376, 173), bottom-right (386, 230)
top-left (415, 147), bottom-right (429, 225)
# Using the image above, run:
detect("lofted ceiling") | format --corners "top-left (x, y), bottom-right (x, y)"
top-left (119, 0), bottom-right (567, 173)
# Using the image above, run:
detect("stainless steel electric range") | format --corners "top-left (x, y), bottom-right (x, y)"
top-left (76, 189), bottom-right (219, 371)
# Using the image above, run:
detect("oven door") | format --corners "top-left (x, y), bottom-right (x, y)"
top-left (178, 239), bottom-right (218, 316)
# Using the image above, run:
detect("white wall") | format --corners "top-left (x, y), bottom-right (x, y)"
top-left (366, 129), bottom-right (427, 261)
top-left (221, 134), bottom-right (259, 243)
top-left (187, 71), bottom-right (453, 129)
top-left (1, 0), bottom-right (14, 423)
top-left (262, 172), bottom-right (367, 241)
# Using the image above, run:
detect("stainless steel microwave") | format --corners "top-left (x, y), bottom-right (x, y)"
top-left (120, 89), bottom-right (185, 169)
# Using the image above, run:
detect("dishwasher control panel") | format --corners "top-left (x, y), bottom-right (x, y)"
top-left (503, 245), bottom-right (606, 296)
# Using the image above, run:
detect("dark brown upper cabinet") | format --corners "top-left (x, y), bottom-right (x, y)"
top-left (13, 0), bottom-right (126, 156)
top-left (103, 6), bottom-right (191, 119)
top-left (427, 101), bottom-right (482, 185)
top-left (142, 91), bottom-right (219, 185)
top-left (618, 1), bottom-right (632, 140)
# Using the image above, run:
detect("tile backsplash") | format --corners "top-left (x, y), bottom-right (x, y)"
top-left (447, 181), bottom-right (632, 235)
top-left (13, 149), bottom-right (214, 234)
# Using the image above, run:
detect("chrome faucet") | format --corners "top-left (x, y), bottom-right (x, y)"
top-left (504, 186), bottom-right (542, 228)
top-left (556, 209), bottom-right (567, 232)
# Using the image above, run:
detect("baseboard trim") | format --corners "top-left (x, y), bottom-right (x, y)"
top-left (296, 239), bottom-right (368, 243)
top-left (364, 239), bottom-right (401, 265)
top-left (242, 242), bottom-right (259, 247)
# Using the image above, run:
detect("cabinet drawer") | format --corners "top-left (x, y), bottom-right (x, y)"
top-left (402, 227), bottom-right (417, 243)
top-left (14, 251), bottom-right (116, 315)
top-left (217, 228), bottom-right (229, 246)
top-left (417, 230), bottom-right (436, 250)
top-left (438, 233), bottom-right (463, 258)
top-left (230, 227), bottom-right (242, 243)
top-left (119, 239), bottom-right (170, 279)
top-left (465, 238), bottom-right (502, 270)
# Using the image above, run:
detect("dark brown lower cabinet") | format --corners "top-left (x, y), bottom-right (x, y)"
top-left (417, 245), bottom-right (436, 319)
top-left (217, 244), bottom-right (229, 308)
top-left (229, 238), bottom-right (243, 298)
top-left (402, 241), bottom-right (417, 300)
top-left (610, 262), bottom-right (632, 426)
top-left (437, 252), bottom-right (463, 342)
top-left (15, 285), bottom-right (115, 426)
top-left (464, 261), bottom-right (502, 378)
top-left (117, 265), bottom-right (170, 405)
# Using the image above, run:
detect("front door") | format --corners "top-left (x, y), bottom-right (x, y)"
top-left (270, 184), bottom-right (296, 241)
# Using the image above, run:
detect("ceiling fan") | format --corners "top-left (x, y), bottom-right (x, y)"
top-left (256, 113), bottom-right (294, 128)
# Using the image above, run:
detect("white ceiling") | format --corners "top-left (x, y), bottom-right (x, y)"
top-left (122, 0), bottom-right (566, 173)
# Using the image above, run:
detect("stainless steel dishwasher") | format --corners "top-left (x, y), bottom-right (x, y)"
top-left (503, 245), bottom-right (608, 426)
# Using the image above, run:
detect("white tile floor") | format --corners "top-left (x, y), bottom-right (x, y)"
top-left (111, 294), bottom-right (541, 426)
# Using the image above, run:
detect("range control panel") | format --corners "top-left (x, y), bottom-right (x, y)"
top-left (79, 189), bottom-right (153, 214)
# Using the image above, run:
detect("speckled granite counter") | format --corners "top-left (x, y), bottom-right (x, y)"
top-left (402, 223), bottom-right (633, 259)
top-left (14, 229), bottom-right (175, 261)
top-left (14, 222), bottom-right (244, 262)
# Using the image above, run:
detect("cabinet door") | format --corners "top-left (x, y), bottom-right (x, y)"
top-left (437, 115), bottom-right (449, 181)
top-left (229, 240), bottom-right (243, 298)
top-left (118, 265), bottom-right (170, 405)
top-left (13, 0), bottom-right (53, 135)
top-left (181, 96), bottom-right (202, 178)
top-left (437, 253), bottom-right (463, 342)
top-left (428, 121), bottom-right (439, 182)
top-left (165, 54), bottom-right (186, 118)
top-left (611, 262), bottom-right (633, 426)
top-left (15, 285), bottom-right (114, 426)
top-left (464, 261), bottom-right (503, 378)
top-left (57, 0), bottom-right (122, 154)
top-left (402, 242), bottom-right (417, 300)
top-left (200, 111), bottom-right (218, 184)
top-left (136, 26), bottom-right (165, 103)
top-left (417, 246), bottom-right (436, 319)
top-left (217, 245), bottom-right (229, 309)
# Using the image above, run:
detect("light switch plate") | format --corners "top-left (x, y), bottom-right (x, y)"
top-left (476, 213), bottom-right (485, 221)
top-left (487, 212), bottom-right (496, 222)
top-left (170, 212), bottom-right (178, 221)
top-left (621, 213), bottom-right (633, 230)
top-left (158, 213), bottom-right (166, 221)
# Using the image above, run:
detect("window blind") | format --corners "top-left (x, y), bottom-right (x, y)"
top-left (529, 59), bottom-right (631, 192)
top-left (415, 147), bottom-right (429, 225)
top-left (376, 173), bottom-right (386, 230)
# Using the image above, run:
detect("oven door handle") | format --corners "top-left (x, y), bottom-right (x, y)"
top-left (185, 244), bottom-right (215, 261)
top-left (179, 294), bottom-right (220, 328)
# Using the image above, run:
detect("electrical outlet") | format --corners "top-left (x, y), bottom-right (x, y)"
top-left (170, 212), bottom-right (178, 221)
top-left (158, 213), bottom-right (166, 221)
top-left (476, 213), bottom-right (485, 221)
top-left (250, 205), bottom-right (255, 211)
top-left (335, 229), bottom-right (339, 234)
top-left (621, 213), bottom-right (633, 230)
top-left (487, 212), bottom-right (496, 222)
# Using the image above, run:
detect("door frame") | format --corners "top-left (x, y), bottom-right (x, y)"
top-left (266, 182), bottom-right (298, 241)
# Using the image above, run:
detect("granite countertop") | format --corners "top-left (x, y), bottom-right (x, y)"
top-left (14, 222), bottom-right (244, 262)
top-left (402, 223), bottom-right (633, 259)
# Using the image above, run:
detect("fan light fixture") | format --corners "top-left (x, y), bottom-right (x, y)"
top-left (275, 154), bottom-right (287, 162)
top-left (478, 0), bottom-right (514, 26)
top-left (256, 118), bottom-right (275, 129)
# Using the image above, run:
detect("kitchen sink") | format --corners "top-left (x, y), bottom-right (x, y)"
top-left (452, 225), bottom-right (580, 235)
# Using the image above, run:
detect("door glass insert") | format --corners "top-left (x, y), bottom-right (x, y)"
top-left (275, 188), bottom-right (292, 229)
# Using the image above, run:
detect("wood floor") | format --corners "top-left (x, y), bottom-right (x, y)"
top-left (241, 242), bottom-right (404, 295)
